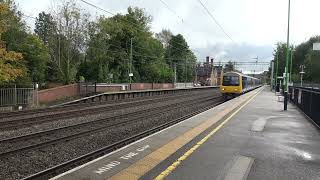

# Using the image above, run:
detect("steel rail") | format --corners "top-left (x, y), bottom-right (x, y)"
top-left (22, 98), bottom-right (223, 180)
top-left (0, 88), bottom-right (217, 119)
top-left (0, 95), bottom-right (222, 157)
top-left (0, 91), bottom-right (216, 130)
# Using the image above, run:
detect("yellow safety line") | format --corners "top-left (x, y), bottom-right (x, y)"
top-left (154, 88), bottom-right (262, 180)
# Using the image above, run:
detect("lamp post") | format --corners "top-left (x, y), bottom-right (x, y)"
top-left (299, 65), bottom-right (305, 86)
top-left (290, 48), bottom-right (295, 83)
top-left (274, 44), bottom-right (279, 93)
top-left (270, 60), bottom-right (275, 91)
top-left (253, 56), bottom-right (258, 78)
top-left (284, 0), bottom-right (291, 111)
top-left (129, 37), bottom-right (134, 90)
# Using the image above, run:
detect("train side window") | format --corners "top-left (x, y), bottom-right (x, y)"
top-left (242, 77), bottom-right (247, 88)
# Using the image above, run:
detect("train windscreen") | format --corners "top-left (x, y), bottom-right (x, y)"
top-left (222, 75), bottom-right (240, 86)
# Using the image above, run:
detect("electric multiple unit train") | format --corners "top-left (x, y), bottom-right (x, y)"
top-left (220, 72), bottom-right (261, 98)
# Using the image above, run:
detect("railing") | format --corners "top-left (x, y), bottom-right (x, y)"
top-left (174, 83), bottom-right (194, 88)
top-left (0, 87), bottom-right (34, 107)
top-left (79, 82), bottom-right (98, 96)
top-left (292, 83), bottom-right (320, 90)
top-left (289, 86), bottom-right (320, 127)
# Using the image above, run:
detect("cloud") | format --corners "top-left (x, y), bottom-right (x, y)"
top-left (194, 43), bottom-right (273, 61)
top-left (194, 42), bottom-right (272, 73)
top-left (16, 0), bottom-right (320, 72)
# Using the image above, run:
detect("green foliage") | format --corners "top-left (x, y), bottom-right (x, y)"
top-left (39, 1), bottom-right (89, 84)
top-left (224, 61), bottom-right (235, 72)
top-left (305, 49), bottom-right (320, 82)
top-left (274, 36), bottom-right (320, 83)
top-left (35, 12), bottom-right (56, 44)
top-left (80, 7), bottom-right (189, 83)
top-left (156, 29), bottom-right (173, 48)
top-left (165, 34), bottom-right (196, 82)
top-left (0, 1), bottom-right (28, 84)
top-left (20, 34), bottom-right (49, 82)
top-left (146, 62), bottom-right (172, 83)
top-left (1, 0), bottom-right (197, 85)
top-left (273, 42), bottom-right (290, 79)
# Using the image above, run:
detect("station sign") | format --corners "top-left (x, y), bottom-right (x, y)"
top-left (129, 73), bottom-right (133, 77)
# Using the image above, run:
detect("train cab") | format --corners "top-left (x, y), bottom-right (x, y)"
top-left (220, 71), bottom-right (261, 98)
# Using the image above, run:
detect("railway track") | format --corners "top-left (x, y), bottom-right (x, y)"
top-left (0, 89), bottom-right (200, 119)
top-left (0, 91), bottom-right (214, 130)
top-left (22, 97), bottom-right (223, 180)
top-left (0, 95), bottom-right (221, 157)
top-left (0, 88), bottom-right (223, 180)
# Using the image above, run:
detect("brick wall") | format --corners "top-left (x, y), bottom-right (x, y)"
top-left (150, 83), bottom-right (173, 89)
top-left (130, 83), bottom-right (173, 90)
top-left (96, 86), bottom-right (122, 92)
top-left (38, 84), bottom-right (79, 103)
top-left (131, 83), bottom-right (152, 90)
top-left (38, 83), bottom-right (175, 104)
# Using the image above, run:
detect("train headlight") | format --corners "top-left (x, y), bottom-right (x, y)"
top-left (234, 89), bottom-right (238, 91)
top-left (222, 88), bottom-right (225, 91)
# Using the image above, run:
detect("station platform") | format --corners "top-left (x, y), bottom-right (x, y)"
top-left (52, 87), bottom-right (320, 180)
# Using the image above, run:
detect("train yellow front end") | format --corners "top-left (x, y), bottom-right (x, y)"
top-left (220, 72), bottom-right (242, 97)
top-left (220, 71), bottom-right (261, 98)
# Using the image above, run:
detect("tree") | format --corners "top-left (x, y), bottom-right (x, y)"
top-left (35, 12), bottom-right (59, 82)
top-left (224, 61), bottom-right (234, 72)
top-left (20, 34), bottom-right (49, 82)
top-left (146, 62), bottom-right (172, 83)
top-left (274, 42), bottom-right (289, 79)
top-left (305, 48), bottom-right (320, 82)
top-left (2, 1), bottom-right (198, 85)
top-left (0, 1), bottom-right (50, 85)
top-left (166, 34), bottom-right (196, 82)
top-left (0, 1), bottom-right (26, 84)
top-left (35, 12), bottom-right (56, 45)
top-left (0, 48), bottom-right (26, 83)
top-left (82, 7), bottom-right (171, 83)
top-left (156, 29), bottom-right (173, 48)
top-left (49, 0), bottom-right (89, 84)
top-left (274, 36), bottom-right (320, 83)
top-left (292, 36), bottom-right (320, 83)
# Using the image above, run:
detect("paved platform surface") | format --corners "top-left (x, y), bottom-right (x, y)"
top-left (143, 88), bottom-right (320, 180)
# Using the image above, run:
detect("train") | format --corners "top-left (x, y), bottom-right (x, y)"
top-left (220, 71), bottom-right (261, 98)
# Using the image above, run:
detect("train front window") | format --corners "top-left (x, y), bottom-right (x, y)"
top-left (223, 76), bottom-right (240, 86)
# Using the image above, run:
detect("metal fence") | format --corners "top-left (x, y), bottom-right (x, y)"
top-left (79, 82), bottom-right (97, 96)
top-left (0, 87), bottom-right (34, 107)
top-left (174, 83), bottom-right (194, 88)
top-left (292, 83), bottom-right (320, 90)
top-left (289, 86), bottom-right (320, 127)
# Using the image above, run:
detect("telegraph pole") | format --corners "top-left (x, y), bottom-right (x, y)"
top-left (174, 63), bottom-right (177, 86)
top-left (195, 63), bottom-right (198, 84)
top-left (270, 60), bottom-right (274, 91)
top-left (253, 56), bottom-right (258, 78)
top-left (129, 38), bottom-right (133, 90)
top-left (300, 65), bottom-right (305, 86)
top-left (275, 51), bottom-right (279, 92)
top-left (284, 0), bottom-right (291, 111)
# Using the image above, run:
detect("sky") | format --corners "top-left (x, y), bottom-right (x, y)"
top-left (16, 0), bottom-right (320, 73)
